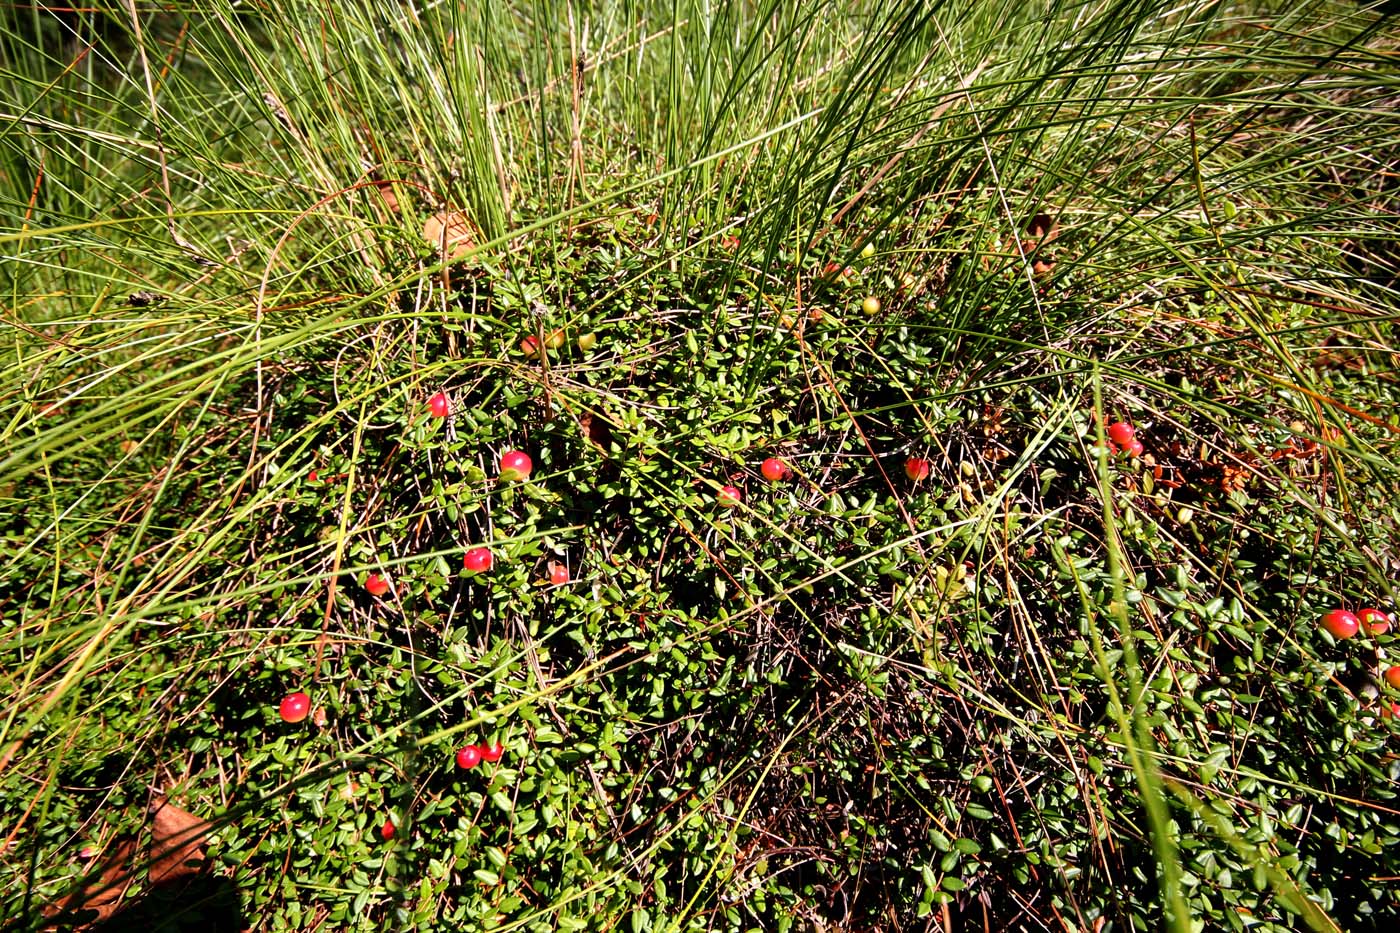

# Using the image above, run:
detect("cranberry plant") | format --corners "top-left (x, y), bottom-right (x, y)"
top-left (3, 2), bottom-right (1399, 932)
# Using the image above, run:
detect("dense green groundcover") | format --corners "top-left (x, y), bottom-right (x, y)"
top-left (3, 1), bottom-right (1400, 931)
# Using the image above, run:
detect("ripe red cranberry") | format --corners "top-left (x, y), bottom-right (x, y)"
top-left (1321, 609), bottom-right (1359, 640)
top-left (463, 547), bottom-right (493, 573)
top-left (480, 740), bottom-right (505, 763)
top-left (428, 392), bottom-right (450, 418)
top-left (365, 572), bottom-right (390, 597)
top-left (499, 450), bottom-right (533, 482)
top-left (1358, 608), bottom-right (1391, 635)
top-left (904, 457), bottom-right (931, 482)
top-left (278, 692), bottom-right (311, 723)
top-left (456, 745), bottom-right (482, 769)
top-left (1107, 422), bottom-right (1136, 446)
top-left (717, 485), bottom-right (742, 507)
top-left (760, 458), bottom-right (790, 482)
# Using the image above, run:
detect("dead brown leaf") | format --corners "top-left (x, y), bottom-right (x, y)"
top-left (148, 797), bottom-right (211, 886)
top-left (578, 410), bottom-right (614, 454)
top-left (1023, 212), bottom-right (1059, 276)
top-left (373, 179), bottom-right (401, 213)
top-left (422, 209), bottom-right (478, 261)
top-left (41, 796), bottom-right (213, 930)
top-left (1025, 212), bottom-right (1058, 242)
top-left (44, 838), bottom-right (139, 927)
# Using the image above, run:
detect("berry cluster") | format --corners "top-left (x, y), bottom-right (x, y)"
top-left (455, 740), bottom-right (506, 770)
top-left (283, 392), bottom-right (946, 842)
top-left (1321, 608), bottom-right (1391, 640)
top-left (1106, 420), bottom-right (1144, 459)
top-left (1320, 607), bottom-right (1398, 719)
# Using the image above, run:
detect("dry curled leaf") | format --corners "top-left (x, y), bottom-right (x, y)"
top-left (1025, 212), bottom-right (1058, 242)
top-left (1023, 212), bottom-right (1059, 275)
top-left (578, 410), bottom-right (614, 454)
top-left (1212, 462), bottom-right (1251, 494)
top-left (981, 403), bottom-right (1005, 438)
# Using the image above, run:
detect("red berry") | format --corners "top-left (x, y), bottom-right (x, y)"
top-left (455, 745), bottom-right (482, 769)
top-left (760, 458), bottom-right (790, 482)
top-left (379, 819), bottom-right (396, 841)
top-left (308, 469), bottom-right (319, 483)
top-left (1321, 609), bottom-right (1359, 640)
top-left (1382, 702), bottom-right (1400, 721)
top-left (1124, 438), bottom-right (1144, 458)
top-left (520, 335), bottom-right (542, 358)
top-left (1107, 422), bottom-right (1136, 446)
top-left (278, 691), bottom-right (311, 723)
top-left (549, 561), bottom-right (569, 585)
top-left (718, 485), bottom-right (742, 507)
top-left (904, 457), bottom-right (931, 482)
top-left (823, 261), bottom-right (853, 281)
top-left (1385, 666), bottom-right (1400, 689)
top-left (1358, 608), bottom-right (1391, 635)
top-left (365, 572), bottom-right (390, 597)
top-left (428, 391), bottom-right (450, 418)
top-left (499, 450), bottom-right (533, 482)
top-left (480, 740), bottom-right (505, 763)
top-left (463, 547), bottom-right (493, 573)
